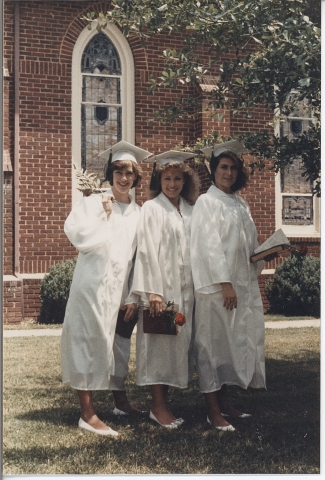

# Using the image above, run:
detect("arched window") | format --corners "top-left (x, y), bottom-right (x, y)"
top-left (275, 93), bottom-right (320, 236)
top-left (81, 32), bottom-right (122, 176)
top-left (72, 25), bottom-right (134, 203)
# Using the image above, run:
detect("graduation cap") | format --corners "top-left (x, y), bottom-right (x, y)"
top-left (201, 140), bottom-right (248, 158)
top-left (99, 140), bottom-right (152, 164)
top-left (152, 150), bottom-right (196, 166)
top-left (144, 150), bottom-right (196, 190)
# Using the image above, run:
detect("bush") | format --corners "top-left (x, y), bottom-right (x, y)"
top-left (39, 258), bottom-right (77, 324)
top-left (265, 254), bottom-right (320, 317)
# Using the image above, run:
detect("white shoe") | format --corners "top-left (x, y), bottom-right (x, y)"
top-left (175, 417), bottom-right (185, 425)
top-left (221, 412), bottom-right (252, 418)
top-left (113, 407), bottom-right (129, 416)
top-left (149, 411), bottom-right (179, 429)
top-left (78, 418), bottom-right (119, 436)
top-left (207, 416), bottom-right (235, 432)
top-left (113, 407), bottom-right (147, 416)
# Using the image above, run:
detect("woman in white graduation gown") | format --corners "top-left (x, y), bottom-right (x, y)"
top-left (191, 140), bottom-right (273, 432)
top-left (131, 151), bottom-right (199, 428)
top-left (61, 141), bottom-right (151, 436)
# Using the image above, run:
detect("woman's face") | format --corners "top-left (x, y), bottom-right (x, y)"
top-left (214, 156), bottom-right (238, 194)
top-left (160, 167), bottom-right (184, 202)
top-left (112, 161), bottom-right (136, 196)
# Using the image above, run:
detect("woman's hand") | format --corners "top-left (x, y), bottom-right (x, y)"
top-left (263, 252), bottom-right (278, 262)
top-left (149, 294), bottom-right (163, 316)
top-left (221, 282), bottom-right (237, 310)
top-left (120, 303), bottom-right (137, 322)
top-left (102, 193), bottom-right (115, 217)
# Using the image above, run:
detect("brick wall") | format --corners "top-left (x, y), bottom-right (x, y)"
top-left (258, 273), bottom-right (273, 311)
top-left (22, 277), bottom-right (44, 321)
top-left (3, 279), bottom-right (22, 325)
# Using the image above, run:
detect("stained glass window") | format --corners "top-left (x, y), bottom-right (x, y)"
top-left (81, 32), bottom-right (122, 179)
top-left (279, 96), bottom-right (314, 226)
top-left (81, 31), bottom-right (121, 75)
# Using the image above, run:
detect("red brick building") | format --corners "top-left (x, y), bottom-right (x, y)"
top-left (3, 0), bottom-right (320, 323)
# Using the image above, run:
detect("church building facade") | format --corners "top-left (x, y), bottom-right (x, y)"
top-left (3, 0), bottom-right (320, 323)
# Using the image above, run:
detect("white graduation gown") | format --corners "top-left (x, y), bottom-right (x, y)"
top-left (61, 190), bottom-right (140, 391)
top-left (190, 185), bottom-right (266, 392)
top-left (131, 192), bottom-right (194, 389)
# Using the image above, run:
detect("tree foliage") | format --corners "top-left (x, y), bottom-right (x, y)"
top-left (85, 0), bottom-right (321, 194)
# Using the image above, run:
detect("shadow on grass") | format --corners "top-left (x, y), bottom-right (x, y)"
top-left (4, 327), bottom-right (319, 475)
top-left (8, 352), bottom-right (319, 475)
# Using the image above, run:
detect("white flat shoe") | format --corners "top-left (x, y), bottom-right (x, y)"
top-left (221, 412), bottom-right (252, 418)
top-left (113, 407), bottom-right (147, 416)
top-left (78, 418), bottom-right (119, 436)
top-left (113, 407), bottom-right (129, 416)
top-left (207, 416), bottom-right (235, 432)
top-left (149, 411), bottom-right (179, 429)
top-left (175, 417), bottom-right (185, 425)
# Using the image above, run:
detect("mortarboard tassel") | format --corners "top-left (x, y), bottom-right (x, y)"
top-left (149, 160), bottom-right (158, 190)
top-left (104, 151), bottom-right (113, 182)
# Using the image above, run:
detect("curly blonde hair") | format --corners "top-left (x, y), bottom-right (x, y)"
top-left (149, 162), bottom-right (200, 205)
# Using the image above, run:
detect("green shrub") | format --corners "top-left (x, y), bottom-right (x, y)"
top-left (265, 254), bottom-right (320, 317)
top-left (39, 258), bottom-right (77, 324)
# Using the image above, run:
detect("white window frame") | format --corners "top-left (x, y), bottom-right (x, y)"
top-left (275, 108), bottom-right (320, 238)
top-left (71, 23), bottom-right (135, 204)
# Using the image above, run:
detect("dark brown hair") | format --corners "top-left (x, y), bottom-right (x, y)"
top-left (149, 162), bottom-right (200, 205)
top-left (105, 159), bottom-right (143, 188)
top-left (209, 151), bottom-right (248, 192)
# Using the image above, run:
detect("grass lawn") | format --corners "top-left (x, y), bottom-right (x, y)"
top-left (3, 327), bottom-right (320, 475)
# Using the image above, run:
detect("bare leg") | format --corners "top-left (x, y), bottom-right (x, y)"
top-left (77, 390), bottom-right (111, 430)
top-left (112, 390), bottom-right (142, 414)
top-left (216, 385), bottom-right (243, 417)
top-left (150, 384), bottom-right (177, 425)
top-left (204, 391), bottom-right (232, 427)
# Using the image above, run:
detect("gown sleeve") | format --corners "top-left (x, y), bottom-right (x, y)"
top-left (131, 201), bottom-right (164, 304)
top-left (190, 195), bottom-right (232, 293)
top-left (64, 194), bottom-right (111, 253)
top-left (123, 256), bottom-right (140, 306)
top-left (238, 197), bottom-right (265, 277)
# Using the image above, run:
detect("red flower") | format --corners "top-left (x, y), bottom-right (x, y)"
top-left (175, 313), bottom-right (186, 326)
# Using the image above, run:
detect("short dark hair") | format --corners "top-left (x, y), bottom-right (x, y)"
top-left (105, 160), bottom-right (143, 188)
top-left (149, 162), bottom-right (200, 205)
top-left (209, 151), bottom-right (248, 192)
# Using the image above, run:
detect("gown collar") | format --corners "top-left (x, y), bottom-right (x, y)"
top-left (208, 184), bottom-right (237, 200)
top-left (106, 187), bottom-right (137, 215)
top-left (158, 191), bottom-right (184, 214)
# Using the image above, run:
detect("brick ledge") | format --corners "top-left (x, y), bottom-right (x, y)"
top-left (261, 269), bottom-right (275, 275)
top-left (21, 273), bottom-right (45, 280)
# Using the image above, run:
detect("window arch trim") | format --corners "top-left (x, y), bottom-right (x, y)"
top-left (72, 23), bottom-right (135, 203)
